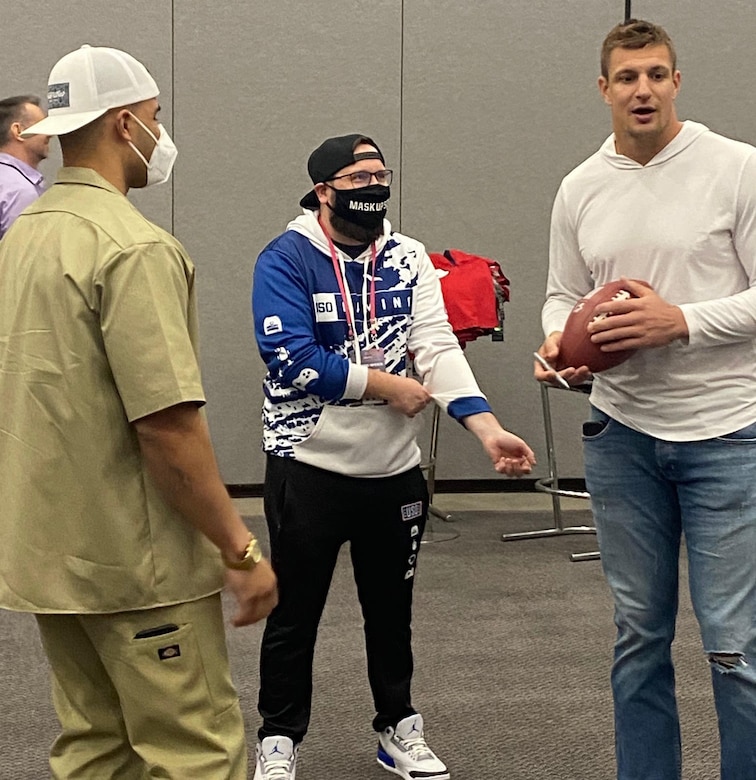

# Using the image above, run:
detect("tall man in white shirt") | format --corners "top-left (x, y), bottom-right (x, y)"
top-left (536, 19), bottom-right (756, 780)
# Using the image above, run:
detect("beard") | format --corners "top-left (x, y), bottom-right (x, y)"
top-left (327, 205), bottom-right (385, 244)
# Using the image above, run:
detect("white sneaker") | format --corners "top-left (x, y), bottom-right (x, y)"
top-left (254, 736), bottom-right (298, 780)
top-left (377, 714), bottom-right (450, 780)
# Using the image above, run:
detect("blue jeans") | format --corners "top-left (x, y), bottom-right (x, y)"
top-left (583, 409), bottom-right (756, 780)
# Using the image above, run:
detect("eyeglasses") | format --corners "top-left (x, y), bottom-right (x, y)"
top-left (327, 169), bottom-right (393, 188)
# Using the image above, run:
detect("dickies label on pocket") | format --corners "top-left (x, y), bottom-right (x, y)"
top-left (157, 644), bottom-right (181, 661)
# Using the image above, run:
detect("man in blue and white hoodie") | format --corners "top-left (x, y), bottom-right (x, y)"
top-left (251, 134), bottom-right (535, 780)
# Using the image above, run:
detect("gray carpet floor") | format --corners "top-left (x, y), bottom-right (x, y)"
top-left (0, 510), bottom-right (720, 779)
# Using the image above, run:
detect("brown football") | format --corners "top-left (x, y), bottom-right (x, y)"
top-left (556, 280), bottom-right (647, 373)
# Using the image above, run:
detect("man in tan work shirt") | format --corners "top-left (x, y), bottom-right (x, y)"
top-left (0, 44), bottom-right (277, 779)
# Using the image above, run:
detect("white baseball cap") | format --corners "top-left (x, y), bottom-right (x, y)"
top-left (21, 44), bottom-right (159, 137)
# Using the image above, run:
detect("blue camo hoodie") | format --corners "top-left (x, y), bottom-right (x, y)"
top-left (252, 210), bottom-right (491, 477)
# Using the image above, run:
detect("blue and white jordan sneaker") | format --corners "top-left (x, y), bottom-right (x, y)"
top-left (254, 736), bottom-right (298, 780)
top-left (377, 714), bottom-right (450, 780)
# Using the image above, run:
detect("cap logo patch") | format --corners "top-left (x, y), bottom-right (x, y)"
top-left (48, 83), bottom-right (70, 109)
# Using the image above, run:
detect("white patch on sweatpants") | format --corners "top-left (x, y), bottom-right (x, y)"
top-left (401, 501), bottom-right (423, 522)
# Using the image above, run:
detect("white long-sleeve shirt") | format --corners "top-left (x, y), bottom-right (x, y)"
top-left (543, 121), bottom-right (756, 440)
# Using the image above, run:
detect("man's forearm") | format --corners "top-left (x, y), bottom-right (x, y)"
top-left (461, 411), bottom-right (502, 439)
top-left (133, 403), bottom-right (251, 562)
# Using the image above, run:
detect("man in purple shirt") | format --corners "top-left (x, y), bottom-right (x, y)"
top-left (0, 95), bottom-right (49, 238)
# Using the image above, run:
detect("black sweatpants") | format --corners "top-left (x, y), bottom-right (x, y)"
top-left (258, 454), bottom-right (429, 744)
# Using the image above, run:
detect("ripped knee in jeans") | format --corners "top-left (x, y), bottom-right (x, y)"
top-left (708, 652), bottom-right (748, 672)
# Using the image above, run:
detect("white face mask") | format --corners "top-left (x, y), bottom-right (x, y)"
top-left (128, 113), bottom-right (178, 187)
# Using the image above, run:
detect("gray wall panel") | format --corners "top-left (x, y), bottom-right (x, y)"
top-left (5, 1), bottom-right (756, 485)
top-left (638, 2), bottom-right (756, 146)
top-left (173, 0), bottom-right (402, 483)
top-left (402, 0), bottom-right (619, 479)
top-left (403, 0), bottom-right (756, 480)
top-left (0, 1), bottom-right (174, 230)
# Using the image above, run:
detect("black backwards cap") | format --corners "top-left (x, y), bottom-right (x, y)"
top-left (299, 133), bottom-right (384, 210)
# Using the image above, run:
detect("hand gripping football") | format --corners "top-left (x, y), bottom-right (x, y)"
top-left (556, 280), bottom-right (646, 373)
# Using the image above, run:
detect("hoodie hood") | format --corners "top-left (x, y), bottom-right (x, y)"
top-left (286, 209), bottom-right (393, 261)
top-left (601, 120), bottom-right (710, 169)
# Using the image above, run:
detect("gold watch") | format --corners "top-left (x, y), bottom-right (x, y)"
top-left (223, 534), bottom-right (263, 571)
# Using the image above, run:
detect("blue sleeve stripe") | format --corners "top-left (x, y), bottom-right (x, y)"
top-left (447, 397), bottom-right (492, 422)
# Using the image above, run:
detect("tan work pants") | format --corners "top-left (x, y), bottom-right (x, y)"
top-left (35, 593), bottom-right (247, 779)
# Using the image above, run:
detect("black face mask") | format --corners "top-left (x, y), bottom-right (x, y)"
top-left (327, 184), bottom-right (390, 230)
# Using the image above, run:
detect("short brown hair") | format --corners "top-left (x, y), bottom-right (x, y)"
top-left (0, 95), bottom-right (41, 145)
top-left (601, 19), bottom-right (676, 79)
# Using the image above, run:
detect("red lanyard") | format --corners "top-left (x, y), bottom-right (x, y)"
top-left (319, 219), bottom-right (378, 342)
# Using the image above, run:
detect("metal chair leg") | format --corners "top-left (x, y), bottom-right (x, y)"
top-left (501, 383), bottom-right (599, 561)
top-left (422, 404), bottom-right (458, 543)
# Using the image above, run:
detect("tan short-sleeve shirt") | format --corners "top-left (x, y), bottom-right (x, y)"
top-left (0, 168), bottom-right (224, 613)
